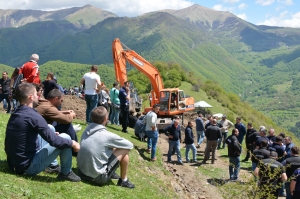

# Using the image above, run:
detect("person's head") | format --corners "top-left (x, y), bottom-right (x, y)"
top-left (268, 128), bottom-right (275, 136)
top-left (91, 106), bottom-right (108, 125)
top-left (260, 128), bottom-right (267, 137)
top-left (136, 112), bottom-right (141, 118)
top-left (236, 117), bottom-right (241, 124)
top-left (207, 115), bottom-right (212, 122)
top-left (291, 146), bottom-right (300, 156)
top-left (232, 128), bottom-right (239, 136)
top-left (222, 115), bottom-right (226, 121)
top-left (212, 119), bottom-right (217, 125)
top-left (173, 115), bottom-right (180, 120)
top-left (2, 71), bottom-right (8, 80)
top-left (152, 104), bottom-right (160, 114)
top-left (90, 65), bottom-right (98, 72)
top-left (124, 81), bottom-right (130, 87)
top-left (45, 72), bottom-right (54, 81)
top-left (33, 83), bottom-right (44, 98)
top-left (284, 136), bottom-right (292, 144)
top-left (213, 116), bottom-right (218, 120)
top-left (30, 54), bottom-right (39, 62)
top-left (197, 112), bottom-right (203, 118)
top-left (130, 110), bottom-right (135, 116)
top-left (15, 83), bottom-right (38, 106)
top-left (269, 151), bottom-right (278, 160)
top-left (260, 139), bottom-right (268, 148)
top-left (278, 132), bottom-right (286, 138)
top-left (47, 89), bottom-right (64, 108)
top-left (113, 82), bottom-right (119, 88)
top-left (188, 121), bottom-right (193, 127)
top-left (247, 122), bottom-right (253, 129)
top-left (275, 136), bottom-right (283, 144)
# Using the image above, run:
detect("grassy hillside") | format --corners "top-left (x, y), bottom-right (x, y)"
top-left (0, 113), bottom-right (177, 199)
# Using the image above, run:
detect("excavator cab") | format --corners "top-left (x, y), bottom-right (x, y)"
top-left (159, 89), bottom-right (186, 114)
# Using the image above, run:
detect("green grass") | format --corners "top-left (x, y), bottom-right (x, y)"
top-left (0, 113), bottom-right (177, 199)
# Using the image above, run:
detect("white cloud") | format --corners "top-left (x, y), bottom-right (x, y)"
top-left (277, 0), bottom-right (293, 5)
top-left (222, 0), bottom-right (240, 4)
top-left (238, 3), bottom-right (247, 10)
top-left (255, 0), bottom-right (275, 6)
top-left (212, 4), bottom-right (235, 12)
top-left (258, 11), bottom-right (300, 27)
top-left (0, 0), bottom-right (193, 16)
top-left (237, 13), bottom-right (247, 20)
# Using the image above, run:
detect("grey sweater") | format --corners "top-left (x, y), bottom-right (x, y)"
top-left (77, 123), bottom-right (133, 178)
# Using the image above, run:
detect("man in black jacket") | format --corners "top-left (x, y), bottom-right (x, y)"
top-left (202, 119), bottom-right (222, 164)
top-left (242, 122), bottom-right (256, 162)
top-left (164, 118), bottom-right (183, 164)
top-left (282, 146), bottom-right (300, 199)
top-left (185, 121), bottom-right (197, 163)
top-left (0, 71), bottom-right (11, 113)
top-left (225, 128), bottom-right (241, 180)
top-left (251, 140), bottom-right (270, 171)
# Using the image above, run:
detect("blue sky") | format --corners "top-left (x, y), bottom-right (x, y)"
top-left (0, 0), bottom-right (299, 27)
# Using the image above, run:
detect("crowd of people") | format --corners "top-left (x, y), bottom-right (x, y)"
top-left (3, 54), bottom-right (300, 196)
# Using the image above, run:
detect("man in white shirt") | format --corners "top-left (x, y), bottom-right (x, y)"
top-left (144, 104), bottom-right (160, 161)
top-left (80, 65), bottom-right (102, 123)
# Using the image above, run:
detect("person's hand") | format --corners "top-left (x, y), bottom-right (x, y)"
top-left (72, 141), bottom-right (80, 152)
top-left (55, 132), bottom-right (59, 135)
top-left (169, 135), bottom-right (173, 139)
top-left (151, 126), bottom-right (156, 131)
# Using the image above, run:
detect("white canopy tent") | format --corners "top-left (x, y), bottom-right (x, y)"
top-left (194, 101), bottom-right (213, 108)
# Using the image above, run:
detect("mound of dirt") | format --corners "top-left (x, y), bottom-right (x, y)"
top-left (62, 95), bottom-right (86, 121)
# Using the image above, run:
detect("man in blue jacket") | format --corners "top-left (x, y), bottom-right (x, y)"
top-left (234, 117), bottom-right (246, 144)
top-left (4, 83), bottom-right (80, 182)
top-left (164, 118), bottom-right (183, 164)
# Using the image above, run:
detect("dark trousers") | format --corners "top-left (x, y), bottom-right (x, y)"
top-left (0, 94), bottom-right (11, 113)
top-left (245, 144), bottom-right (253, 160)
top-left (120, 104), bottom-right (129, 131)
top-left (292, 190), bottom-right (300, 199)
top-left (54, 123), bottom-right (78, 156)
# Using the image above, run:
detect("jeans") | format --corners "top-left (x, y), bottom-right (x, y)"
top-left (110, 105), bottom-right (120, 125)
top-left (54, 123), bottom-right (78, 157)
top-left (28, 129), bottom-right (73, 175)
top-left (252, 162), bottom-right (257, 171)
top-left (120, 104), bottom-right (129, 131)
top-left (0, 94), bottom-right (11, 113)
top-left (167, 140), bottom-right (182, 162)
top-left (145, 130), bottom-right (158, 159)
top-left (229, 156), bottom-right (240, 180)
top-left (196, 131), bottom-right (205, 145)
top-left (218, 132), bottom-right (228, 148)
top-left (84, 94), bottom-right (98, 123)
top-left (186, 143), bottom-right (197, 161)
top-left (285, 182), bottom-right (292, 199)
top-left (204, 140), bottom-right (218, 162)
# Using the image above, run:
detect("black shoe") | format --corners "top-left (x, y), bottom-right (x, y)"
top-left (279, 193), bottom-right (286, 197)
top-left (44, 165), bottom-right (61, 174)
top-left (242, 159), bottom-right (248, 162)
top-left (178, 161), bottom-right (184, 165)
top-left (117, 178), bottom-right (135, 189)
top-left (122, 130), bottom-right (128, 133)
top-left (57, 171), bottom-right (81, 182)
top-left (111, 172), bottom-right (120, 180)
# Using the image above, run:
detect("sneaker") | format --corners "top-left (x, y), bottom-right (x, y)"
top-left (122, 129), bottom-right (128, 133)
top-left (44, 165), bottom-right (61, 174)
top-left (151, 157), bottom-right (157, 161)
top-left (111, 172), bottom-right (120, 180)
top-left (117, 178), bottom-right (135, 189)
top-left (57, 171), bottom-right (81, 182)
top-left (190, 160), bottom-right (198, 163)
top-left (73, 124), bottom-right (82, 133)
top-left (178, 161), bottom-right (184, 165)
top-left (241, 159), bottom-right (248, 162)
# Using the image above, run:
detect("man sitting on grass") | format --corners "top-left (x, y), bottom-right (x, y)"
top-left (4, 83), bottom-right (81, 182)
top-left (77, 106), bottom-right (135, 188)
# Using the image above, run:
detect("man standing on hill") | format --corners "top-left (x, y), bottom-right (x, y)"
top-left (195, 112), bottom-right (205, 148)
top-left (202, 119), bottom-right (222, 164)
top-left (0, 71), bottom-right (11, 113)
top-left (225, 128), bottom-right (241, 180)
top-left (218, 115), bottom-right (233, 149)
top-left (242, 122), bottom-right (257, 162)
top-left (16, 54), bottom-right (41, 84)
top-left (234, 117), bottom-right (246, 144)
top-left (5, 83), bottom-right (81, 181)
top-left (80, 65), bottom-right (102, 124)
top-left (119, 81), bottom-right (130, 133)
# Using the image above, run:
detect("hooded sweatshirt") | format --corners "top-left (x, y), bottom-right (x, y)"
top-left (77, 123), bottom-right (133, 178)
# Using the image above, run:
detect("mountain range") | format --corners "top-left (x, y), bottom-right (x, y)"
top-left (1, 4), bottom-right (300, 136)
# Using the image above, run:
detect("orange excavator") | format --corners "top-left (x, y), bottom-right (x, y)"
top-left (112, 38), bottom-right (195, 120)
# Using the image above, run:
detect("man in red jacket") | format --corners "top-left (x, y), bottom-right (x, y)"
top-left (19, 54), bottom-right (41, 84)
